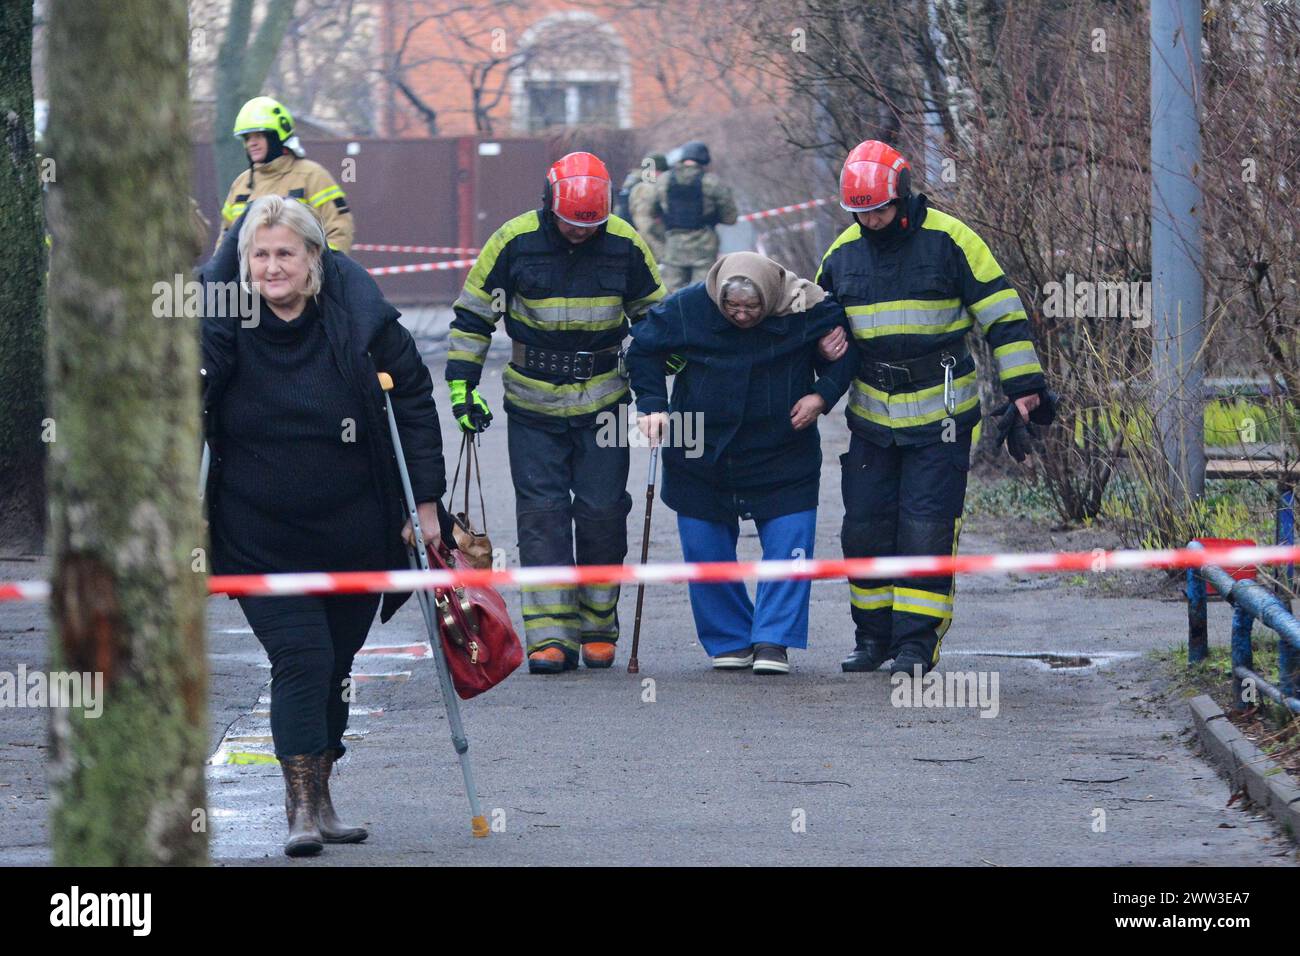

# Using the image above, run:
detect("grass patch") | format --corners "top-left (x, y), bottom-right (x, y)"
top-left (964, 474), bottom-right (1058, 522)
top-left (1158, 638), bottom-right (1299, 781)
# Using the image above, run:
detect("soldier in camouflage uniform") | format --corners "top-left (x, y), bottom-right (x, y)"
top-left (653, 141), bottom-right (738, 291)
top-left (625, 153), bottom-right (667, 264)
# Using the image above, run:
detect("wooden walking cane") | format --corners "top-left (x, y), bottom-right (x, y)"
top-left (626, 442), bottom-right (660, 674)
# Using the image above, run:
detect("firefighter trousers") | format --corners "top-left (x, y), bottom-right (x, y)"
top-left (840, 430), bottom-right (971, 667)
top-left (508, 415), bottom-right (632, 659)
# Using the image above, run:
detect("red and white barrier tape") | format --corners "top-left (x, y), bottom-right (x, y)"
top-left (2, 543), bottom-right (1296, 603)
top-left (358, 197), bottom-right (832, 268)
top-left (367, 258), bottom-right (476, 276)
top-left (354, 243), bottom-right (481, 255)
top-left (739, 197), bottom-right (834, 223)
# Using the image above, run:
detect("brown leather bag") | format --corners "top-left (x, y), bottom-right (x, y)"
top-left (449, 433), bottom-right (493, 569)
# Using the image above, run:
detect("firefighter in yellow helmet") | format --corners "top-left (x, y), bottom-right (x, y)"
top-left (219, 96), bottom-right (354, 254)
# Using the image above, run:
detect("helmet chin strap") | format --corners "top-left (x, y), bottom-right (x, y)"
top-left (247, 133), bottom-right (287, 189)
top-left (862, 198), bottom-right (909, 242)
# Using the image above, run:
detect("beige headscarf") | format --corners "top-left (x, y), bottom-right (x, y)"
top-left (705, 251), bottom-right (826, 319)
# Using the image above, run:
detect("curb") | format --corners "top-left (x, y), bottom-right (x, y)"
top-left (1189, 694), bottom-right (1300, 841)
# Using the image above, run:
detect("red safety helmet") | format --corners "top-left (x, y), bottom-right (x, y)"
top-left (546, 152), bottom-right (612, 227)
top-left (839, 140), bottom-right (912, 213)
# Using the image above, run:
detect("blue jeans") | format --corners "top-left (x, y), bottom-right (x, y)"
top-left (676, 509), bottom-right (816, 656)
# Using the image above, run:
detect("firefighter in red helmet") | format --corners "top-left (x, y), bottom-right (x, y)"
top-left (446, 152), bottom-right (665, 674)
top-left (816, 140), bottom-right (1056, 677)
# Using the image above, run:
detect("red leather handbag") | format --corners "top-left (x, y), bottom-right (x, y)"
top-left (427, 545), bottom-right (522, 699)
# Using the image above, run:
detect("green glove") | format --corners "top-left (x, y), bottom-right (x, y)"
top-left (448, 379), bottom-right (493, 433)
top-left (666, 353), bottom-right (687, 375)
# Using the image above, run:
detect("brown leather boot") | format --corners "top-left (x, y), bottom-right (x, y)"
top-left (279, 754), bottom-right (324, 857)
top-left (317, 749), bottom-right (368, 844)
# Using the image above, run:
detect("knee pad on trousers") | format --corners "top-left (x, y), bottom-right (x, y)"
top-left (573, 492), bottom-right (632, 565)
top-left (517, 498), bottom-right (573, 565)
top-left (841, 516), bottom-right (898, 559)
top-left (895, 515), bottom-right (959, 558)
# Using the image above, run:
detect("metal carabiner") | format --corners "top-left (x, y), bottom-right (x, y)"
top-left (940, 353), bottom-right (957, 416)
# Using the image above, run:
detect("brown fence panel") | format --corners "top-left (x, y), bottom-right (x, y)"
top-left (192, 130), bottom-right (637, 305)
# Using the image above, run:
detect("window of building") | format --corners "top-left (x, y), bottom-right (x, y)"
top-left (525, 80), bottom-right (620, 132)
top-left (512, 13), bottom-right (630, 133)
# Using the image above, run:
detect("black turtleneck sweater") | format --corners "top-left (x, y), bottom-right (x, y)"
top-left (212, 296), bottom-right (387, 574)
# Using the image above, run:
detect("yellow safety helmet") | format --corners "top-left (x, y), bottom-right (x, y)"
top-left (232, 96), bottom-right (295, 142)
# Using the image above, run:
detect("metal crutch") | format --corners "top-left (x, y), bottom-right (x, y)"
top-left (378, 372), bottom-right (489, 838)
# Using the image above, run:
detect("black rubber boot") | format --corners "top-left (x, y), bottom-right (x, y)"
top-left (280, 754), bottom-right (324, 858)
top-left (317, 749), bottom-right (368, 844)
top-left (841, 636), bottom-right (892, 673)
top-left (889, 643), bottom-right (936, 677)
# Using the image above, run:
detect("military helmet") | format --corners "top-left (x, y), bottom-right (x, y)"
top-left (677, 141), bottom-right (711, 166)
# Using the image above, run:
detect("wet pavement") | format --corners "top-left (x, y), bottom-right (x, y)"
top-left (1, 313), bottom-right (1295, 865)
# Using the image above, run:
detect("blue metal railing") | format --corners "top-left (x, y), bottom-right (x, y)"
top-left (1186, 540), bottom-right (1300, 714)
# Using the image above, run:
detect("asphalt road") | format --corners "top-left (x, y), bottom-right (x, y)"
top-left (1, 309), bottom-right (1295, 866)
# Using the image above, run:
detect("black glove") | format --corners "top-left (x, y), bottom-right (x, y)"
top-left (1028, 388), bottom-right (1059, 427)
top-left (991, 401), bottom-right (1038, 463)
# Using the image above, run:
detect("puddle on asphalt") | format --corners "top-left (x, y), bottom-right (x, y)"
top-left (946, 650), bottom-right (1141, 673)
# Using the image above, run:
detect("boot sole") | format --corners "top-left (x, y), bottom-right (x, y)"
top-left (841, 658), bottom-right (889, 673)
top-left (322, 829), bottom-right (368, 844)
top-left (752, 661), bottom-right (790, 675)
top-left (712, 655), bottom-right (754, 669)
top-left (284, 838), bottom-right (324, 857)
top-left (528, 659), bottom-right (577, 674)
top-left (889, 662), bottom-right (936, 676)
top-left (582, 656), bottom-right (615, 669)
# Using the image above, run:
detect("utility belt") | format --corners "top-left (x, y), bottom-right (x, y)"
top-left (858, 344), bottom-right (969, 393)
top-left (511, 342), bottom-right (622, 381)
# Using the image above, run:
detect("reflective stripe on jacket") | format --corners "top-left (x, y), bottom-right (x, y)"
top-left (219, 154), bottom-right (354, 254)
top-left (815, 194), bottom-right (1045, 445)
top-left (446, 209), bottom-right (665, 427)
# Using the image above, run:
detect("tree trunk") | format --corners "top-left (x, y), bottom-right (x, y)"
top-left (0, 0), bottom-right (47, 554)
top-left (213, 0), bottom-right (296, 201)
top-left (45, 0), bottom-right (208, 866)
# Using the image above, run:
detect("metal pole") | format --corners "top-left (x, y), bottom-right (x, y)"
top-left (1276, 483), bottom-right (1295, 608)
top-left (1186, 565), bottom-right (1208, 664)
top-left (1229, 605), bottom-right (1255, 710)
top-left (1150, 0), bottom-right (1206, 509)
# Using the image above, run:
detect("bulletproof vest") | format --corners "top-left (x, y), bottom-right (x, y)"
top-left (662, 170), bottom-right (706, 230)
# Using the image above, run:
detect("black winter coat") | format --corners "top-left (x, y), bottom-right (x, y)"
top-left (625, 283), bottom-right (856, 522)
top-left (199, 217), bottom-right (450, 622)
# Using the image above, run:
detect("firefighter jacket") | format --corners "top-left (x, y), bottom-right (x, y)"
top-left (446, 208), bottom-right (666, 429)
top-left (219, 154), bottom-right (353, 254)
top-left (815, 193), bottom-right (1045, 446)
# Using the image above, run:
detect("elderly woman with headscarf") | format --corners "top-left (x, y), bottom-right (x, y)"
top-left (624, 252), bottom-right (856, 674)
top-left (199, 195), bottom-right (453, 857)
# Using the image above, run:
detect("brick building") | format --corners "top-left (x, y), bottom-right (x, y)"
top-left (378, 0), bottom-right (764, 138)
